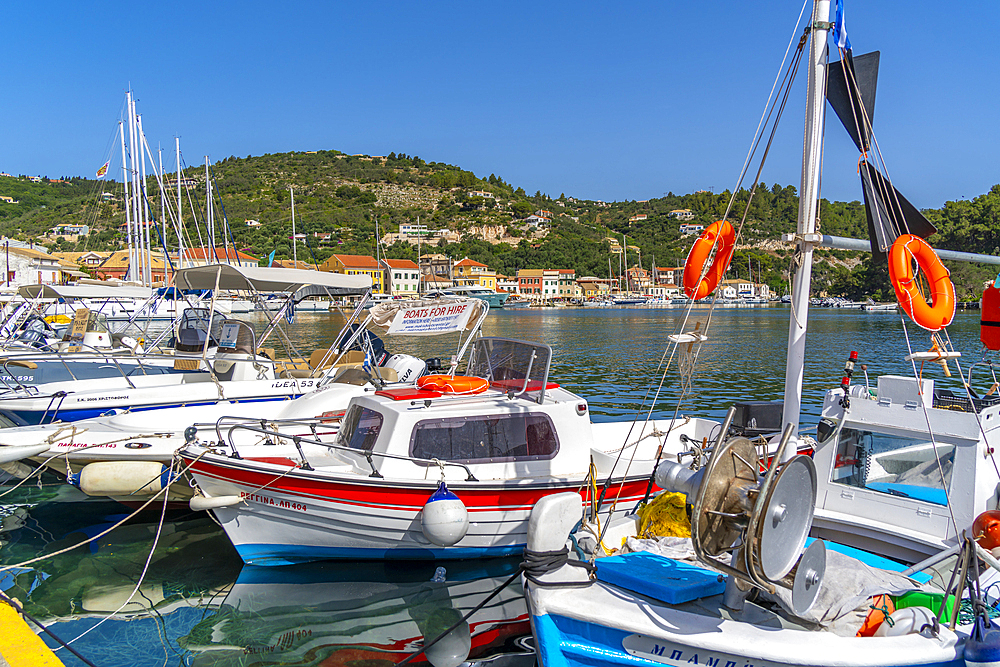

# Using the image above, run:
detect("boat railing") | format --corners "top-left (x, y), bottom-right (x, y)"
top-left (203, 417), bottom-right (479, 481)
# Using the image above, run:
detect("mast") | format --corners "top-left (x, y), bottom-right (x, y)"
top-left (291, 187), bottom-right (296, 266)
top-left (417, 216), bottom-right (421, 294)
top-left (137, 114), bottom-right (152, 285)
top-left (781, 0), bottom-right (831, 457)
top-left (176, 138), bottom-right (183, 271)
top-left (119, 120), bottom-right (132, 281)
top-left (126, 91), bottom-right (139, 282)
top-left (205, 157), bottom-right (214, 262)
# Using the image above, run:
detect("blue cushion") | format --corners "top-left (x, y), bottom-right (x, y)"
top-left (596, 551), bottom-right (725, 604)
top-left (866, 482), bottom-right (949, 506)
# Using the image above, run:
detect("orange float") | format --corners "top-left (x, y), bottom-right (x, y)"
top-left (981, 284), bottom-right (1000, 350)
top-left (973, 510), bottom-right (1000, 550)
top-left (857, 594), bottom-right (896, 637)
top-left (683, 220), bottom-right (736, 300)
top-left (887, 234), bottom-right (955, 331)
top-left (416, 374), bottom-right (489, 395)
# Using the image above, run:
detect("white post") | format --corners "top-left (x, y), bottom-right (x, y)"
top-left (126, 92), bottom-right (139, 282)
top-left (291, 187), bottom-right (296, 266)
top-left (781, 0), bottom-right (831, 457)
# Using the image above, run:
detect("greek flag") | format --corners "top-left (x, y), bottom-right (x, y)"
top-left (362, 347), bottom-right (373, 376)
top-left (284, 302), bottom-right (295, 324)
top-left (834, 0), bottom-right (851, 51)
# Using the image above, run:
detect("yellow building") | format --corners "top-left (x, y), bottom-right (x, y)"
top-left (452, 257), bottom-right (497, 291)
top-left (320, 254), bottom-right (385, 293)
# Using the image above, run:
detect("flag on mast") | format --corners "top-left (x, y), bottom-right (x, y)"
top-left (96, 161), bottom-right (110, 178)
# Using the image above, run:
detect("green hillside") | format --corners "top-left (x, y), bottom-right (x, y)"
top-left (1, 151), bottom-right (997, 300)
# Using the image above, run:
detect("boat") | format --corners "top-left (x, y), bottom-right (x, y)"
top-left (0, 295), bottom-right (488, 503)
top-left (504, 298), bottom-right (533, 309)
top-left (862, 299), bottom-right (898, 311)
top-left (523, 3), bottom-right (1000, 667)
top-left (444, 285), bottom-right (510, 308)
top-left (178, 335), bottom-right (722, 564)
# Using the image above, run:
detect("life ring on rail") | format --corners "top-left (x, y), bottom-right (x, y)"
top-left (887, 234), bottom-right (956, 331)
top-left (683, 220), bottom-right (736, 300)
top-left (417, 374), bottom-right (489, 395)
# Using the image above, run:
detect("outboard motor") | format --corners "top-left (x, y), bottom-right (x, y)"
top-left (383, 354), bottom-right (426, 384)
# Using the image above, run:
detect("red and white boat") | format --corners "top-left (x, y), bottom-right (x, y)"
top-left (179, 336), bottom-right (720, 565)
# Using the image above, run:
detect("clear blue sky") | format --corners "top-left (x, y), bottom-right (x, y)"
top-left (2, 1), bottom-right (994, 210)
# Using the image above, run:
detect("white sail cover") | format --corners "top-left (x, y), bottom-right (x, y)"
top-left (174, 264), bottom-right (371, 294)
top-left (369, 298), bottom-right (485, 336)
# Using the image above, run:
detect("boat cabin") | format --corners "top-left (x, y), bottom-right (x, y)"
top-left (325, 338), bottom-right (600, 481)
top-left (812, 374), bottom-right (1000, 562)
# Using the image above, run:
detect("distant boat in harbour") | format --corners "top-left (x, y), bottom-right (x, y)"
top-left (443, 285), bottom-right (509, 308)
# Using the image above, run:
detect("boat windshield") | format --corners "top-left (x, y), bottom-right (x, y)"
top-left (831, 428), bottom-right (954, 506)
top-left (336, 405), bottom-right (384, 451)
top-left (466, 337), bottom-right (552, 403)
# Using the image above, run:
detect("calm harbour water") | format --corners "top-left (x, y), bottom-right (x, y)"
top-left (0, 305), bottom-right (985, 666)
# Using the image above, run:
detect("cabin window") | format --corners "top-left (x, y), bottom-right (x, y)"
top-left (336, 405), bottom-right (384, 451)
top-left (410, 413), bottom-right (559, 464)
top-left (831, 428), bottom-right (954, 506)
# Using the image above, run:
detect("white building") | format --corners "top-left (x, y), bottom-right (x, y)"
top-left (382, 258), bottom-right (421, 297)
top-left (0, 243), bottom-right (67, 287)
top-left (679, 224), bottom-right (705, 236)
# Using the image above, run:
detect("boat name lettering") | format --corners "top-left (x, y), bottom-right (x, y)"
top-left (239, 492), bottom-right (306, 512)
top-left (271, 380), bottom-right (312, 388)
top-left (402, 304), bottom-right (468, 320)
top-left (623, 635), bottom-right (759, 667)
top-left (76, 395), bottom-right (129, 402)
top-left (56, 442), bottom-right (116, 448)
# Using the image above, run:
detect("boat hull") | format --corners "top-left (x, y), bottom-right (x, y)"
top-left (186, 454), bottom-right (652, 565)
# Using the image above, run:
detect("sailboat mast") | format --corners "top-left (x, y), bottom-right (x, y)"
top-left (781, 0), bottom-right (831, 456)
top-left (119, 120), bottom-right (132, 281)
top-left (176, 138), bottom-right (184, 271)
top-left (205, 157), bottom-right (214, 261)
top-left (291, 187), bottom-right (297, 266)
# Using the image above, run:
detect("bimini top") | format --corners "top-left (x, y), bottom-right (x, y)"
top-left (18, 283), bottom-right (154, 300)
top-left (173, 264), bottom-right (372, 295)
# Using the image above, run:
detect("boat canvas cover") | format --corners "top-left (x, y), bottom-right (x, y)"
top-left (17, 284), bottom-right (153, 300)
top-left (173, 264), bottom-right (371, 294)
top-left (369, 298), bottom-right (485, 336)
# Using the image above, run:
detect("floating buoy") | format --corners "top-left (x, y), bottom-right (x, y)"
top-left (975, 510), bottom-right (1000, 550)
top-left (421, 481), bottom-right (469, 546)
top-left (965, 625), bottom-right (1000, 667)
top-left (76, 461), bottom-right (174, 497)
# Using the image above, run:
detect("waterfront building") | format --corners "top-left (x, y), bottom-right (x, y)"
top-left (381, 258), bottom-right (420, 297)
top-left (453, 258), bottom-right (497, 291)
top-left (320, 254), bottom-right (385, 293)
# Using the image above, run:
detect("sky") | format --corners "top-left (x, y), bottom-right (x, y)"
top-left (1, 1), bottom-right (995, 210)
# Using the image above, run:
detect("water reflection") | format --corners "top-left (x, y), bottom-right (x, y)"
top-left (183, 559), bottom-right (528, 667)
top-left (0, 306), bottom-right (984, 666)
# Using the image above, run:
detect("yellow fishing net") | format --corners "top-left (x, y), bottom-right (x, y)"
top-left (637, 491), bottom-right (691, 538)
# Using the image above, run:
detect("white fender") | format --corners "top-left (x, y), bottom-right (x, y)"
top-left (421, 481), bottom-right (469, 547)
top-left (0, 443), bottom-right (51, 464)
top-left (77, 461), bottom-right (172, 497)
top-left (423, 621), bottom-right (471, 667)
top-left (189, 494), bottom-right (244, 511)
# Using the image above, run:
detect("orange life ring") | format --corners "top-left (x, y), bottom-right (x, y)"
top-left (857, 594), bottom-right (895, 637)
top-left (683, 220), bottom-right (736, 300)
top-left (417, 374), bottom-right (489, 395)
top-left (888, 234), bottom-right (955, 331)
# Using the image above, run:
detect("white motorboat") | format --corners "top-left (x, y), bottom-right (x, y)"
top-left (179, 336), bottom-right (721, 564)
